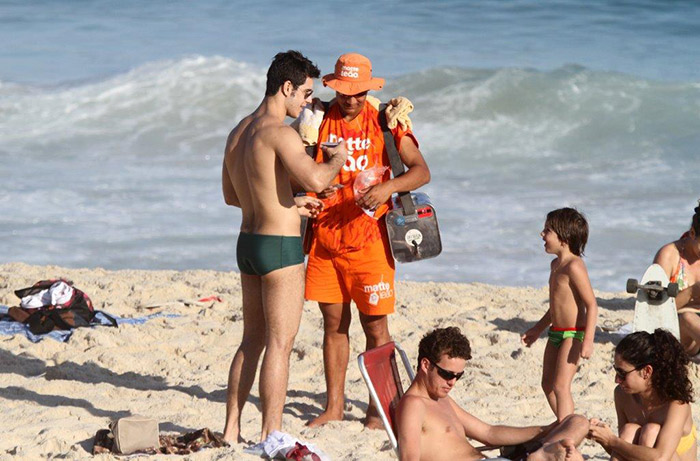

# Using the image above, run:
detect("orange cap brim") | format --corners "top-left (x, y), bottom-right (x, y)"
top-left (322, 74), bottom-right (385, 95)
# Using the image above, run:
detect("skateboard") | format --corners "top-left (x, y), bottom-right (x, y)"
top-left (627, 263), bottom-right (680, 340)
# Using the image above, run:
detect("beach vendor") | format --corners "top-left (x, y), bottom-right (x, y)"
top-left (652, 200), bottom-right (700, 355)
top-left (396, 327), bottom-right (587, 461)
top-left (303, 53), bottom-right (431, 428)
top-left (588, 329), bottom-right (697, 460)
top-left (221, 50), bottom-right (348, 443)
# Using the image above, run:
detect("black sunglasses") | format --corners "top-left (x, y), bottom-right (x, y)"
top-left (429, 359), bottom-right (464, 381)
top-left (613, 364), bottom-right (646, 380)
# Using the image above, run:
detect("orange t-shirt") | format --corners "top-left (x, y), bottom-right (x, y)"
top-left (312, 101), bottom-right (418, 255)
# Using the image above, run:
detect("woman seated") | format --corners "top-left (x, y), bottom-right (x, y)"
top-left (589, 329), bottom-right (696, 460)
top-left (654, 200), bottom-right (700, 355)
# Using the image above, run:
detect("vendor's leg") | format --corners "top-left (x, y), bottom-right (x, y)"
top-left (306, 302), bottom-right (352, 427)
top-left (359, 312), bottom-right (392, 429)
top-left (223, 273), bottom-right (266, 444)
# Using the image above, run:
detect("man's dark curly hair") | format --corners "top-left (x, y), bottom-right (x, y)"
top-left (417, 327), bottom-right (472, 370)
top-left (616, 329), bottom-right (694, 404)
top-left (265, 50), bottom-right (320, 96)
top-left (545, 207), bottom-right (589, 256)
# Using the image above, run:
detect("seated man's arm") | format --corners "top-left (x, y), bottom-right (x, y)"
top-left (396, 395), bottom-right (425, 461)
top-left (222, 159), bottom-right (240, 207)
top-left (356, 135), bottom-right (430, 210)
top-left (449, 397), bottom-right (545, 446)
top-left (275, 126), bottom-right (347, 194)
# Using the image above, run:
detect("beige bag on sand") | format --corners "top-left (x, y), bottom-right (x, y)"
top-left (109, 415), bottom-right (159, 454)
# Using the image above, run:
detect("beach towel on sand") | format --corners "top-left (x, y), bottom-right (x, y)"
top-left (0, 305), bottom-right (180, 343)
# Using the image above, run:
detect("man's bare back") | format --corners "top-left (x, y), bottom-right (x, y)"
top-left (224, 113), bottom-right (302, 236)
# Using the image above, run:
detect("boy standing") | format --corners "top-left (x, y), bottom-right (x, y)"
top-left (521, 208), bottom-right (598, 421)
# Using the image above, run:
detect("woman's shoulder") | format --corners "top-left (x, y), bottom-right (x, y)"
top-left (654, 241), bottom-right (682, 267)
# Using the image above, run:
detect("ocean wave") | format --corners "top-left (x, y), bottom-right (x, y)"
top-left (2, 57), bottom-right (697, 169)
top-left (0, 56), bottom-right (264, 157)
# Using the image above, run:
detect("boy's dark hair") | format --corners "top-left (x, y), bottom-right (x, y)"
top-left (265, 50), bottom-right (320, 97)
top-left (417, 327), bottom-right (471, 370)
top-left (616, 329), bottom-right (694, 404)
top-left (545, 207), bottom-right (589, 256)
top-left (691, 200), bottom-right (700, 234)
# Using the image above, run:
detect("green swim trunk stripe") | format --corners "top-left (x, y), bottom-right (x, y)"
top-left (547, 328), bottom-right (585, 348)
top-left (236, 232), bottom-right (304, 276)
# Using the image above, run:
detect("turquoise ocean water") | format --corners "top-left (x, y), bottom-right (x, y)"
top-left (1, 0), bottom-right (699, 291)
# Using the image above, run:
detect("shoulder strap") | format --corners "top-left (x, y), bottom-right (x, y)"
top-left (379, 104), bottom-right (416, 216)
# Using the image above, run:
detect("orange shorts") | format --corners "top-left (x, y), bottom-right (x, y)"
top-left (305, 234), bottom-right (396, 316)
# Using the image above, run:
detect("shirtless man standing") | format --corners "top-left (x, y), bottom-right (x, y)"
top-left (396, 327), bottom-right (588, 461)
top-left (221, 50), bottom-right (348, 443)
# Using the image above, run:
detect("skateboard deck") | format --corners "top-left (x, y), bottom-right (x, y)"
top-left (628, 263), bottom-right (680, 340)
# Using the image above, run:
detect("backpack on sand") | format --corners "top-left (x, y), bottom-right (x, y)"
top-left (8, 279), bottom-right (116, 334)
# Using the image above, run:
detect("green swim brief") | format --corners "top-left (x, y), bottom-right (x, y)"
top-left (236, 232), bottom-right (304, 276)
top-left (547, 327), bottom-right (585, 348)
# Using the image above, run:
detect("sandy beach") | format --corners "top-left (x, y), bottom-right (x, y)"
top-left (1, 262), bottom-right (698, 460)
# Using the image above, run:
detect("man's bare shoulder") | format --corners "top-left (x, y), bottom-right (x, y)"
top-left (225, 114), bottom-right (255, 155)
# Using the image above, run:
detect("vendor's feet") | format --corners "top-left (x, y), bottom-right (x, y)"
top-left (363, 403), bottom-right (384, 430)
top-left (306, 410), bottom-right (343, 427)
top-left (363, 414), bottom-right (384, 430)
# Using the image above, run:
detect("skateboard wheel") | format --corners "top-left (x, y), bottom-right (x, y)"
top-left (667, 283), bottom-right (679, 298)
top-left (626, 278), bottom-right (638, 294)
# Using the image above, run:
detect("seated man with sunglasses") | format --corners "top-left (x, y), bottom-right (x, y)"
top-left (396, 327), bottom-right (588, 461)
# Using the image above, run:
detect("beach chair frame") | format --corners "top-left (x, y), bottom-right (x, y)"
top-left (357, 341), bottom-right (415, 456)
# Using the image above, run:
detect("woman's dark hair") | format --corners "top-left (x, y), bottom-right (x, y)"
top-left (265, 50), bottom-right (320, 96)
top-left (616, 329), bottom-right (694, 403)
top-left (691, 200), bottom-right (700, 234)
top-left (545, 207), bottom-right (589, 256)
top-left (417, 327), bottom-right (472, 370)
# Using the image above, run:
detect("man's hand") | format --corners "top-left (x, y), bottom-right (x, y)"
top-left (356, 181), bottom-right (393, 211)
top-left (294, 195), bottom-right (324, 218)
top-left (587, 419), bottom-right (615, 450)
top-left (521, 327), bottom-right (541, 347)
top-left (321, 140), bottom-right (349, 165)
top-left (581, 340), bottom-right (594, 359)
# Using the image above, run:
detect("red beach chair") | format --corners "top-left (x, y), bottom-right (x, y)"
top-left (357, 341), bottom-right (414, 456)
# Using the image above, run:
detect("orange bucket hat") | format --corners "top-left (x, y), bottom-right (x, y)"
top-left (322, 53), bottom-right (384, 95)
